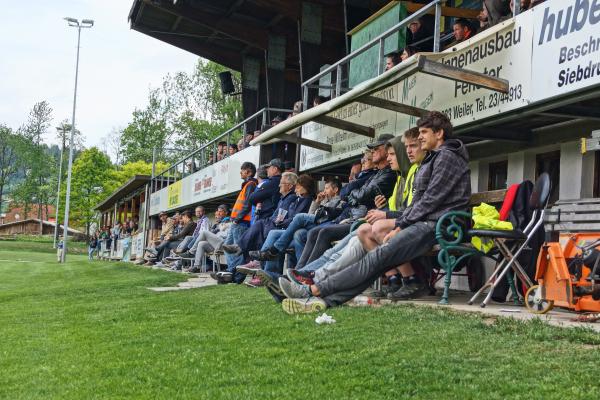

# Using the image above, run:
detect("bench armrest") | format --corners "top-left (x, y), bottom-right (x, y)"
top-left (435, 211), bottom-right (472, 247)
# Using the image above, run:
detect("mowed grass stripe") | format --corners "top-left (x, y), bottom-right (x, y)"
top-left (0, 241), bottom-right (599, 399)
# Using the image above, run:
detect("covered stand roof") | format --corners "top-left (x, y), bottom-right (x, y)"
top-left (95, 175), bottom-right (151, 212)
top-left (251, 53), bottom-right (509, 148)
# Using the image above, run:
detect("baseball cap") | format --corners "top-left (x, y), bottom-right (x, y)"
top-left (366, 133), bottom-right (395, 149)
top-left (268, 158), bottom-right (284, 170)
top-left (217, 204), bottom-right (229, 213)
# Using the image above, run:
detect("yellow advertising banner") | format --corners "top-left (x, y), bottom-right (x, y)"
top-left (167, 180), bottom-right (182, 208)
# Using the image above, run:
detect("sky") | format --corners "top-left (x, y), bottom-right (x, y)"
top-left (0, 0), bottom-right (198, 149)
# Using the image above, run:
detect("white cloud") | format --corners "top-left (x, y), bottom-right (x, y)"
top-left (0, 0), bottom-right (198, 148)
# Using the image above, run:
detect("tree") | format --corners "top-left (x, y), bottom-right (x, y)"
top-left (120, 89), bottom-right (170, 163)
top-left (100, 127), bottom-right (124, 165)
top-left (12, 101), bottom-right (55, 228)
top-left (119, 60), bottom-right (242, 164)
top-left (65, 148), bottom-right (114, 235)
top-left (107, 160), bottom-right (169, 194)
top-left (0, 125), bottom-right (22, 212)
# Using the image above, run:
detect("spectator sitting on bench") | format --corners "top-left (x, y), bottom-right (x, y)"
top-left (152, 210), bottom-right (196, 267)
top-left (278, 152), bottom-right (376, 272)
top-left (277, 111), bottom-right (471, 314)
top-left (164, 206), bottom-right (211, 270)
top-left (286, 127), bottom-right (424, 293)
top-left (179, 204), bottom-right (232, 273)
top-left (143, 211), bottom-right (177, 265)
top-left (291, 134), bottom-right (397, 273)
top-left (221, 172), bottom-right (312, 283)
top-left (247, 178), bottom-right (342, 265)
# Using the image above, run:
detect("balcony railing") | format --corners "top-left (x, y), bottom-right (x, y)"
top-left (150, 107), bottom-right (292, 194)
top-left (301, 0), bottom-right (523, 108)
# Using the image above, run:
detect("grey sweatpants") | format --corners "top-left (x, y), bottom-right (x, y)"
top-left (314, 236), bottom-right (366, 282)
top-left (190, 230), bottom-right (225, 268)
top-left (316, 222), bottom-right (436, 307)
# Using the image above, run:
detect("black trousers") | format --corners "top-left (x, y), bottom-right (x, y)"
top-left (296, 224), bottom-right (352, 269)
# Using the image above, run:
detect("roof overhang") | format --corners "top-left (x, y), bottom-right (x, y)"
top-left (95, 175), bottom-right (151, 212)
top-left (251, 53), bottom-right (509, 149)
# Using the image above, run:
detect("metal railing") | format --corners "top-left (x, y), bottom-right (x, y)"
top-left (150, 107), bottom-right (292, 194)
top-left (301, 0), bottom-right (525, 107)
top-left (302, 0), bottom-right (443, 109)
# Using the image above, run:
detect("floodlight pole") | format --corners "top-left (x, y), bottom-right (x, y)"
top-left (61, 18), bottom-right (93, 262)
top-left (53, 133), bottom-right (65, 248)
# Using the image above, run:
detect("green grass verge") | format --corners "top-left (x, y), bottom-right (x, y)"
top-left (0, 236), bottom-right (87, 255)
top-left (1, 242), bottom-right (600, 399)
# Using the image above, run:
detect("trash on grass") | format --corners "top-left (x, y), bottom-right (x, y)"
top-left (315, 313), bottom-right (336, 325)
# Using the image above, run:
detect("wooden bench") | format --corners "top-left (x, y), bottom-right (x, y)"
top-left (545, 198), bottom-right (600, 233)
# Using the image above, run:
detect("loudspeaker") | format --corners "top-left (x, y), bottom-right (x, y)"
top-left (218, 71), bottom-right (235, 95)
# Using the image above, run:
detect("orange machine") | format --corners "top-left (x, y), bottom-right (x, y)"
top-left (526, 234), bottom-right (600, 314)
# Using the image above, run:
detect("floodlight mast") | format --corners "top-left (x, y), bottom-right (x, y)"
top-left (60, 17), bottom-right (93, 263)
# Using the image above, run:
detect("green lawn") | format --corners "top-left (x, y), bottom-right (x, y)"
top-left (1, 241), bottom-right (600, 399)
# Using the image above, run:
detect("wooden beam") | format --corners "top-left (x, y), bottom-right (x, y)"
top-left (419, 58), bottom-right (509, 93)
top-left (277, 134), bottom-right (332, 152)
top-left (313, 115), bottom-right (375, 138)
top-left (357, 95), bottom-right (429, 117)
top-left (143, 0), bottom-right (268, 50)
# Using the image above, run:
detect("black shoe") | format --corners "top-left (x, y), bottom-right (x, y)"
top-left (249, 250), bottom-right (279, 261)
top-left (222, 244), bottom-right (242, 255)
top-left (388, 281), bottom-right (427, 301)
top-left (179, 251), bottom-right (194, 259)
top-left (365, 283), bottom-right (401, 299)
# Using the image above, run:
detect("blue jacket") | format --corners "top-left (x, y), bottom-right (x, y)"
top-left (249, 174), bottom-right (281, 221)
top-left (270, 190), bottom-right (298, 226)
top-left (275, 195), bottom-right (312, 229)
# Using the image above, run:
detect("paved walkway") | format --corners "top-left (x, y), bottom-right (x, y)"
top-left (351, 292), bottom-right (600, 332)
top-left (142, 267), bottom-right (600, 332)
top-left (147, 272), bottom-right (218, 292)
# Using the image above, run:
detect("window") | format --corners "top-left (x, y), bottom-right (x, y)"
top-left (488, 160), bottom-right (508, 190)
top-left (536, 151), bottom-right (560, 204)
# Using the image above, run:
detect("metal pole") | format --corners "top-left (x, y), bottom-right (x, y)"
top-left (514, 0), bottom-right (521, 16)
top-left (433, 1), bottom-right (442, 52)
top-left (53, 137), bottom-right (64, 248)
top-left (343, 0), bottom-right (349, 55)
top-left (61, 25), bottom-right (82, 263)
top-left (297, 20), bottom-right (304, 84)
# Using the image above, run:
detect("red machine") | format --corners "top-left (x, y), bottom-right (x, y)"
top-left (526, 234), bottom-right (600, 314)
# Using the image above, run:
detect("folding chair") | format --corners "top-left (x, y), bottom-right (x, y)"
top-left (467, 173), bottom-right (551, 307)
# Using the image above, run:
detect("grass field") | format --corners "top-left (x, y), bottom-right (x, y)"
top-left (1, 240), bottom-right (600, 399)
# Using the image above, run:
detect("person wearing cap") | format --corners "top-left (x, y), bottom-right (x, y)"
top-left (180, 204), bottom-right (232, 273)
top-left (247, 158), bottom-right (283, 222)
top-left (292, 134), bottom-right (397, 271)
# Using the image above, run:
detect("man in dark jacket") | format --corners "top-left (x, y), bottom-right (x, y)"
top-left (278, 111), bottom-right (471, 313)
top-left (222, 172), bottom-right (307, 283)
top-left (248, 158), bottom-right (283, 221)
top-left (294, 134), bottom-right (397, 269)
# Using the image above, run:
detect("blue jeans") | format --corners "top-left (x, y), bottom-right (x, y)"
top-left (290, 229), bottom-right (308, 263)
top-left (88, 247), bottom-right (95, 260)
top-left (272, 213), bottom-right (316, 252)
top-left (225, 222), bottom-right (249, 283)
top-left (300, 231), bottom-right (356, 273)
top-left (262, 229), bottom-right (286, 279)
